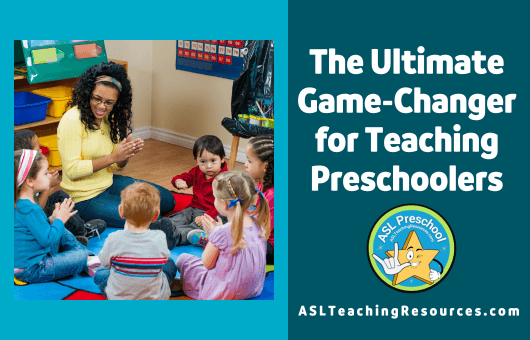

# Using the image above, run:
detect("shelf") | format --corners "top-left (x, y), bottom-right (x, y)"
top-left (14, 115), bottom-right (62, 131)
top-left (14, 59), bottom-right (128, 175)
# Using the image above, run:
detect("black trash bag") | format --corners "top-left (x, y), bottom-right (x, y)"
top-left (222, 118), bottom-right (274, 139)
top-left (231, 40), bottom-right (273, 119)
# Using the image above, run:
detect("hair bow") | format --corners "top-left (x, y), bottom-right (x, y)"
top-left (228, 198), bottom-right (242, 208)
top-left (256, 188), bottom-right (266, 198)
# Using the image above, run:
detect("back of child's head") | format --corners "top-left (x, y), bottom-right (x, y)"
top-left (193, 135), bottom-right (226, 160)
top-left (213, 171), bottom-right (270, 254)
top-left (120, 182), bottom-right (161, 227)
top-left (248, 135), bottom-right (274, 190)
top-left (14, 149), bottom-right (46, 207)
top-left (14, 130), bottom-right (37, 151)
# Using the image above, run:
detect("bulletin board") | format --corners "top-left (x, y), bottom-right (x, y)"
top-left (175, 40), bottom-right (246, 80)
top-left (15, 40), bottom-right (108, 84)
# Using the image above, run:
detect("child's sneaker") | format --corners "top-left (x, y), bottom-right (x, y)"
top-left (187, 230), bottom-right (208, 247)
top-left (86, 256), bottom-right (101, 277)
top-left (150, 218), bottom-right (176, 250)
top-left (75, 236), bottom-right (89, 247)
top-left (84, 219), bottom-right (106, 239)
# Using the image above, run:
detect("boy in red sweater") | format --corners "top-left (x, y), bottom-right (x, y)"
top-left (151, 135), bottom-right (227, 248)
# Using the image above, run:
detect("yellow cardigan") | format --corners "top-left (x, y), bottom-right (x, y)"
top-left (57, 107), bottom-right (122, 203)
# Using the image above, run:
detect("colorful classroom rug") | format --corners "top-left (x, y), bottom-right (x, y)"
top-left (14, 192), bottom-right (274, 300)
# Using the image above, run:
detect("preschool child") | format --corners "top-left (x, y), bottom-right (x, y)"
top-left (14, 150), bottom-right (101, 284)
top-left (94, 182), bottom-right (177, 300)
top-left (174, 171), bottom-right (270, 300)
top-left (245, 135), bottom-right (274, 265)
top-left (14, 130), bottom-right (106, 246)
top-left (151, 135), bottom-right (228, 248)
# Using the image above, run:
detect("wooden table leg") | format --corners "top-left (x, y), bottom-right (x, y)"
top-left (228, 136), bottom-right (241, 171)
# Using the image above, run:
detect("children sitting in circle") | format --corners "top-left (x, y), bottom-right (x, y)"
top-left (14, 149), bottom-right (101, 284)
top-left (151, 135), bottom-right (228, 248)
top-left (174, 171), bottom-right (270, 300)
top-left (15, 130), bottom-right (275, 300)
top-left (94, 182), bottom-right (176, 300)
top-left (14, 129), bottom-right (106, 247)
top-left (245, 135), bottom-right (274, 264)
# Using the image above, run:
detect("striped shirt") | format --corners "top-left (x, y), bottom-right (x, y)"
top-left (98, 229), bottom-right (171, 300)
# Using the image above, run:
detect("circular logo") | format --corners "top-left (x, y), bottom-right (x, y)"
top-left (367, 204), bottom-right (456, 293)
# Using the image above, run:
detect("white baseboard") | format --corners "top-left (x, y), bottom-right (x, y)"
top-left (131, 126), bottom-right (151, 140)
top-left (133, 126), bottom-right (246, 163)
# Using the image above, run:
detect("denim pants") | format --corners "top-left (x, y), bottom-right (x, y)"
top-left (75, 175), bottom-right (176, 228)
top-left (43, 190), bottom-right (86, 236)
top-left (153, 207), bottom-right (206, 246)
top-left (94, 258), bottom-right (177, 297)
top-left (14, 229), bottom-right (92, 283)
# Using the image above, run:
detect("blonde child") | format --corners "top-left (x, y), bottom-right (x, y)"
top-left (174, 171), bottom-right (270, 300)
top-left (14, 150), bottom-right (100, 284)
top-left (94, 182), bottom-right (177, 300)
top-left (245, 135), bottom-right (274, 264)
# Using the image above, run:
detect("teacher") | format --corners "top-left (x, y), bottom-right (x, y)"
top-left (58, 61), bottom-right (175, 228)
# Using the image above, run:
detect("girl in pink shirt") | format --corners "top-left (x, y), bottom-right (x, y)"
top-left (245, 135), bottom-right (274, 264)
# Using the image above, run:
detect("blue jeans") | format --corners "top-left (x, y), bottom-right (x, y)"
top-left (94, 258), bottom-right (177, 297)
top-left (75, 175), bottom-right (176, 228)
top-left (14, 230), bottom-right (92, 283)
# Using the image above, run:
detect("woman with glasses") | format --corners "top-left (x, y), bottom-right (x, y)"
top-left (57, 61), bottom-right (175, 228)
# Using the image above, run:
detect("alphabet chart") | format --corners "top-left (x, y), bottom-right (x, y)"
top-left (176, 40), bottom-right (246, 80)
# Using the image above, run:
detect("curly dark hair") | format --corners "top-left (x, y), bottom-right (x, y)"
top-left (249, 135), bottom-right (274, 191)
top-left (67, 61), bottom-right (132, 143)
top-left (14, 129), bottom-right (36, 151)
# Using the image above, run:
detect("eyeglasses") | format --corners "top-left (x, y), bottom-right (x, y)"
top-left (91, 95), bottom-right (116, 108)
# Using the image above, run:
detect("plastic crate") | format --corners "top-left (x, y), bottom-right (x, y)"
top-left (31, 86), bottom-right (73, 118)
top-left (14, 92), bottom-right (51, 126)
top-left (39, 134), bottom-right (61, 167)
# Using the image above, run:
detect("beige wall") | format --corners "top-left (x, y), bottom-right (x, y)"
top-left (105, 40), bottom-right (153, 130)
top-left (105, 40), bottom-right (247, 154)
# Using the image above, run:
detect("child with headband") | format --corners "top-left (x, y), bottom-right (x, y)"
top-left (174, 171), bottom-right (270, 300)
top-left (14, 129), bottom-right (106, 246)
top-left (14, 150), bottom-right (100, 284)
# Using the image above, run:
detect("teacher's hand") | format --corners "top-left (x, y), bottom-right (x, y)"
top-left (112, 135), bottom-right (136, 163)
top-left (131, 138), bottom-right (144, 156)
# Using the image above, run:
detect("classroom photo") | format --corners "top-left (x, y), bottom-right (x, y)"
top-left (14, 40), bottom-right (275, 300)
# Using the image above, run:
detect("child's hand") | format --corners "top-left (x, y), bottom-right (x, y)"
top-left (195, 216), bottom-right (203, 227)
top-left (53, 198), bottom-right (78, 224)
top-left (202, 214), bottom-right (223, 234)
top-left (175, 179), bottom-right (188, 189)
top-left (49, 203), bottom-right (59, 224)
top-left (49, 171), bottom-right (61, 189)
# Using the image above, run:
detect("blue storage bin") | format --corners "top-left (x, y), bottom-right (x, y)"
top-left (14, 92), bottom-right (51, 126)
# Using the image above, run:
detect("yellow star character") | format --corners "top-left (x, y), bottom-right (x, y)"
top-left (385, 231), bottom-right (439, 285)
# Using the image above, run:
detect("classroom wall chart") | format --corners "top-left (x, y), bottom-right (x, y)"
top-left (176, 40), bottom-right (245, 80)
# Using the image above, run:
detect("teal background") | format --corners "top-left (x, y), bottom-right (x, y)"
top-left (289, 0), bottom-right (528, 338)
top-left (4, 1), bottom-right (287, 340)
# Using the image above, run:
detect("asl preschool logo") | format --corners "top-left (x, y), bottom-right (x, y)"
top-left (367, 204), bottom-right (456, 293)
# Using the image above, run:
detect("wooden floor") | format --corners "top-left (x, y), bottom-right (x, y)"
top-left (115, 139), bottom-right (245, 193)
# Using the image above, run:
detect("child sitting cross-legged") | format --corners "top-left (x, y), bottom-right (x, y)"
top-left (174, 171), bottom-right (270, 300)
top-left (151, 135), bottom-right (228, 248)
top-left (14, 150), bottom-right (101, 285)
top-left (94, 182), bottom-right (177, 300)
